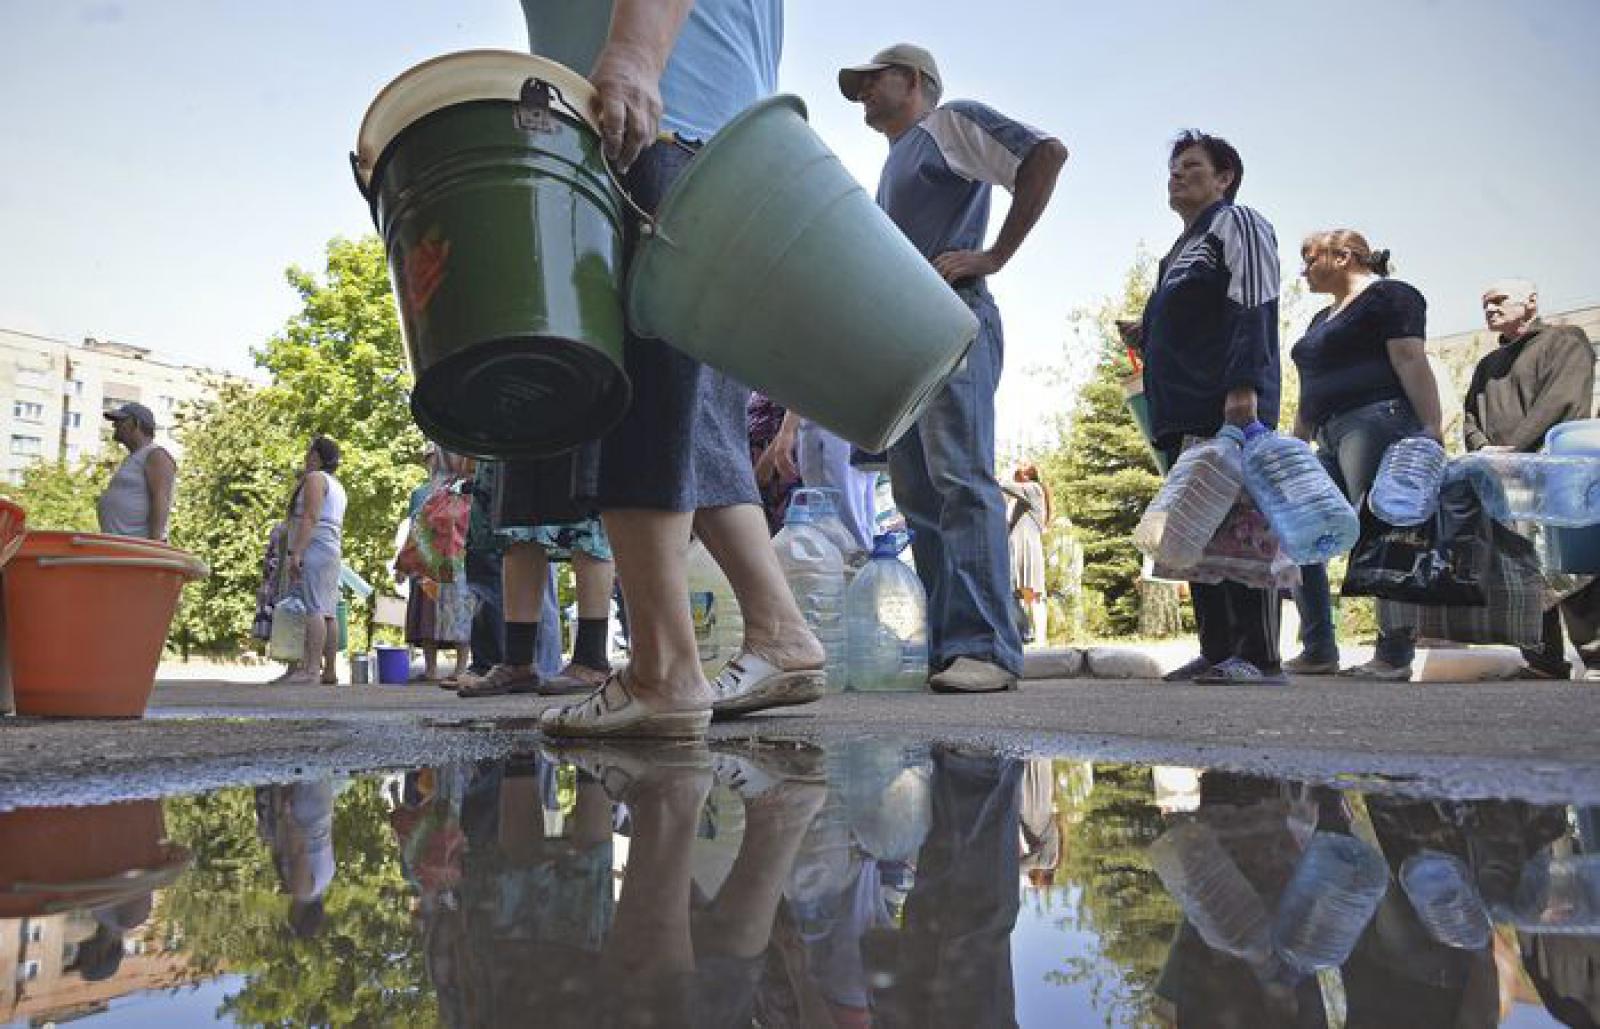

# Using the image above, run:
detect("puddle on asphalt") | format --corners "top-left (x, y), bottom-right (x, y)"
top-left (2, 740), bottom-right (1595, 1027)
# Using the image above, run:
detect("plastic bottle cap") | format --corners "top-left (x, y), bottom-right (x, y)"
top-left (1241, 420), bottom-right (1270, 440)
top-left (1216, 424), bottom-right (1246, 445)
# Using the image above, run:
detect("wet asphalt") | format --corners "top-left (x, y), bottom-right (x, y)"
top-left (2, 673), bottom-right (1598, 810)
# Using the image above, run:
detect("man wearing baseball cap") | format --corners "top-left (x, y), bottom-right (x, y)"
top-left (97, 401), bottom-right (177, 541)
top-left (840, 43), bottom-right (1068, 693)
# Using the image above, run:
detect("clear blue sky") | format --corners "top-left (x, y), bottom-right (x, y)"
top-left (3, 1), bottom-right (1597, 450)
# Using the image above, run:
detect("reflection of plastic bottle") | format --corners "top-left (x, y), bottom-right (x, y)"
top-left (773, 494), bottom-right (846, 690)
top-left (1400, 850), bottom-right (1492, 949)
top-left (1149, 820), bottom-right (1273, 963)
top-left (1242, 423), bottom-right (1360, 563)
top-left (845, 533), bottom-right (927, 692)
top-left (1133, 426), bottom-right (1245, 568)
top-left (1457, 452), bottom-right (1600, 527)
top-left (1370, 437), bottom-right (1448, 526)
top-left (687, 540), bottom-right (742, 677)
top-left (1507, 853), bottom-right (1600, 933)
top-left (1272, 832), bottom-right (1389, 972)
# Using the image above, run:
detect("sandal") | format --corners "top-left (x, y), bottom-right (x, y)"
top-left (1161, 655), bottom-right (1213, 682)
top-left (538, 661), bottom-right (611, 696)
top-left (457, 664), bottom-right (542, 698)
top-left (540, 738), bottom-right (712, 803)
top-left (1194, 657), bottom-right (1289, 686)
top-left (710, 652), bottom-right (826, 720)
top-left (539, 671), bottom-right (712, 740)
top-left (1337, 659), bottom-right (1413, 682)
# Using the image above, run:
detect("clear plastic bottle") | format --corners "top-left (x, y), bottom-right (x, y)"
top-left (1399, 850), bottom-right (1491, 950)
top-left (1507, 853), bottom-right (1600, 933)
top-left (801, 487), bottom-right (869, 584)
top-left (1242, 423), bottom-right (1360, 564)
top-left (687, 539), bottom-right (743, 678)
top-left (1133, 425), bottom-right (1245, 568)
top-left (1370, 436), bottom-right (1448, 526)
top-left (773, 496), bottom-right (847, 690)
top-left (1272, 832), bottom-right (1390, 973)
top-left (267, 595), bottom-right (308, 662)
top-left (1455, 452), bottom-right (1600, 527)
top-left (1149, 820), bottom-right (1273, 963)
top-left (845, 532), bottom-right (928, 692)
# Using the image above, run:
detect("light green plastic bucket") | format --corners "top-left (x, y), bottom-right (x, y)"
top-left (627, 95), bottom-right (980, 453)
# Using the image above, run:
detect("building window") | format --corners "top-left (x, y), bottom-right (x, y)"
top-left (158, 395), bottom-right (176, 411)
top-left (62, 411), bottom-right (82, 430)
top-left (13, 401), bottom-right (44, 423)
top-left (14, 367), bottom-right (50, 390)
top-left (17, 959), bottom-right (40, 982)
top-left (9, 435), bottom-right (43, 457)
top-left (66, 379), bottom-right (84, 397)
top-left (26, 922), bottom-right (43, 943)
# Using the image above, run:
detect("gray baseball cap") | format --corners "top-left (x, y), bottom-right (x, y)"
top-left (103, 401), bottom-right (156, 431)
top-left (838, 43), bottom-right (943, 104)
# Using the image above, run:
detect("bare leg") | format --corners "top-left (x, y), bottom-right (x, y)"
top-left (420, 643), bottom-right (438, 679)
top-left (598, 509), bottom-right (713, 709)
top-left (573, 551), bottom-right (616, 619)
top-left (320, 617), bottom-right (338, 683)
top-left (503, 541), bottom-right (550, 624)
top-left (289, 615), bottom-right (328, 684)
top-left (449, 645), bottom-right (470, 678)
top-left (694, 503), bottom-right (824, 670)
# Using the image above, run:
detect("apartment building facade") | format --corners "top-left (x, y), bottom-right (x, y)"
top-left (0, 327), bottom-right (243, 484)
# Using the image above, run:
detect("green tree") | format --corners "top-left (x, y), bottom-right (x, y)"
top-left (1045, 764), bottom-right (1181, 1028)
top-left (1037, 257), bottom-right (1161, 636)
top-left (7, 450), bottom-right (120, 532)
top-left (158, 781), bottom-right (437, 1027)
top-left (170, 236), bottom-right (424, 653)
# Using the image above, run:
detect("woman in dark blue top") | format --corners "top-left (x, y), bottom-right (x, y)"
top-left (1287, 230), bottom-right (1443, 681)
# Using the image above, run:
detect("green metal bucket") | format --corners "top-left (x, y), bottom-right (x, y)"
top-left (355, 51), bottom-right (629, 460)
top-left (627, 95), bottom-right (980, 453)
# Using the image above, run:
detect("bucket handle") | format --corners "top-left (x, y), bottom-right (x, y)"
top-left (35, 555), bottom-right (209, 580)
top-left (529, 78), bottom-right (679, 247)
top-left (66, 536), bottom-right (210, 577)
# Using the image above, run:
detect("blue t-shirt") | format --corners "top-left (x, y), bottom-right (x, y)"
top-left (660, 0), bottom-right (782, 141)
top-left (1290, 279), bottom-right (1427, 428)
top-left (1141, 200), bottom-right (1282, 440)
top-left (875, 101), bottom-right (1050, 269)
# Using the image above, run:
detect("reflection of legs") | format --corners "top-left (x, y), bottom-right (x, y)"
top-left (884, 749), bottom-right (1022, 1029)
top-left (692, 780), bottom-right (826, 960)
top-left (602, 763), bottom-right (711, 981)
top-left (693, 504), bottom-right (823, 671)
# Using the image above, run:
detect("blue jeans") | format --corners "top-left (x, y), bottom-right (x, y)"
top-left (1297, 397), bottom-right (1419, 666)
top-left (465, 548), bottom-right (505, 673)
top-left (888, 296), bottom-right (1023, 676)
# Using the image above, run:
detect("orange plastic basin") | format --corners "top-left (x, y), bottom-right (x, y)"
top-left (4, 532), bottom-right (207, 717)
top-left (0, 800), bottom-right (190, 918)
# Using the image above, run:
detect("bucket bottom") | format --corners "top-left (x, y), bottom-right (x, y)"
top-left (411, 335), bottom-right (630, 460)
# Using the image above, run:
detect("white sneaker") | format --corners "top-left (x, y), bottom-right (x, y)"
top-left (928, 657), bottom-right (1018, 694)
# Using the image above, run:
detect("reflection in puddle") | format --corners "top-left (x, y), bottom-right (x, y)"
top-left (1, 743), bottom-right (1595, 1026)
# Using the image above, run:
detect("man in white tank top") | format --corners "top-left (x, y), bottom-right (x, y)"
top-left (96, 402), bottom-right (177, 541)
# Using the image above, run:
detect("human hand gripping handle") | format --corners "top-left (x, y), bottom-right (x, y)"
top-left (1223, 386), bottom-right (1258, 427)
top-left (588, 1), bottom-right (692, 174)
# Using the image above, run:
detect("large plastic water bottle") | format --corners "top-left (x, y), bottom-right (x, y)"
top-left (267, 595), bottom-right (308, 662)
top-left (1134, 426), bottom-right (1245, 568)
top-left (1370, 436), bottom-right (1448, 526)
top-left (845, 533), bottom-right (928, 692)
top-left (687, 539), bottom-right (743, 677)
top-left (1506, 853), bottom-right (1600, 933)
top-left (1455, 452), bottom-right (1600, 527)
top-left (1149, 820), bottom-right (1273, 963)
top-left (1272, 832), bottom-right (1389, 972)
top-left (802, 487), bottom-right (869, 584)
top-left (1241, 423), bottom-right (1360, 564)
top-left (1399, 850), bottom-right (1491, 950)
top-left (773, 496), bottom-right (847, 690)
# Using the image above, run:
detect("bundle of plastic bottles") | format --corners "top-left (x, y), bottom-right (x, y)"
top-left (1451, 451), bottom-right (1600, 527)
